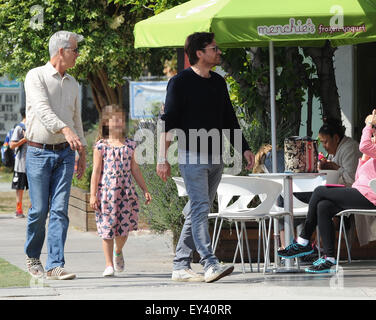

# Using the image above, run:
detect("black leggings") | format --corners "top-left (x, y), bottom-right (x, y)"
top-left (300, 186), bottom-right (376, 257)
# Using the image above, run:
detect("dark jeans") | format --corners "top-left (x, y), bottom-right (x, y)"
top-left (278, 192), bottom-right (312, 231)
top-left (300, 186), bottom-right (376, 257)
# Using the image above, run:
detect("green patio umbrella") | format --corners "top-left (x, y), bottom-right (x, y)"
top-left (135, 0), bottom-right (376, 172)
top-left (134, 0), bottom-right (376, 49)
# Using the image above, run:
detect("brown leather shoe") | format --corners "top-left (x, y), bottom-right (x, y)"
top-left (46, 266), bottom-right (76, 280)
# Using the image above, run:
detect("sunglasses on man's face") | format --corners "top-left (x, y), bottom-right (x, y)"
top-left (201, 45), bottom-right (219, 52)
top-left (65, 47), bottom-right (79, 54)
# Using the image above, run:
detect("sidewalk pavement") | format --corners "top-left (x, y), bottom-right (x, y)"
top-left (1, 213), bottom-right (376, 301)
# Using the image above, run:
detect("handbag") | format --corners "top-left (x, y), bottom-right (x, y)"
top-left (284, 136), bottom-right (318, 173)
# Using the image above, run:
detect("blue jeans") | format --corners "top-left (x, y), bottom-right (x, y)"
top-left (25, 145), bottom-right (75, 271)
top-left (173, 154), bottom-right (224, 271)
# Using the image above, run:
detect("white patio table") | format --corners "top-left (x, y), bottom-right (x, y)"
top-left (248, 172), bottom-right (326, 272)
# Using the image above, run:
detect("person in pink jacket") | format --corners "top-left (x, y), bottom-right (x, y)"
top-left (278, 111), bottom-right (376, 273)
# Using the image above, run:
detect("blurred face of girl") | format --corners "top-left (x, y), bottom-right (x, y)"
top-left (108, 111), bottom-right (126, 138)
top-left (318, 133), bottom-right (340, 155)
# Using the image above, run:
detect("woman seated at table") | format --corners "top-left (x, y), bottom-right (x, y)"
top-left (278, 111), bottom-right (376, 273)
top-left (318, 118), bottom-right (361, 187)
top-left (284, 118), bottom-right (361, 257)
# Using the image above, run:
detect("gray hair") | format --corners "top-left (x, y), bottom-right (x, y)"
top-left (48, 31), bottom-right (84, 58)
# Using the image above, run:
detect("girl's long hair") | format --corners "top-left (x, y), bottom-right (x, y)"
top-left (96, 104), bottom-right (126, 142)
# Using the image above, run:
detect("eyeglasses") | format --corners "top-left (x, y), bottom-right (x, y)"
top-left (64, 47), bottom-right (79, 54)
top-left (201, 45), bottom-right (219, 52)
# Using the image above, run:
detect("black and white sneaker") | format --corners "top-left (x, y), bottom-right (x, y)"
top-left (277, 240), bottom-right (314, 259)
top-left (300, 244), bottom-right (320, 265)
top-left (305, 257), bottom-right (336, 273)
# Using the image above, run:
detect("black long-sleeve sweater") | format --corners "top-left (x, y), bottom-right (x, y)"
top-left (161, 67), bottom-right (250, 157)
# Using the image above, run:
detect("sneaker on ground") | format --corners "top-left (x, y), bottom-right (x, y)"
top-left (305, 257), bottom-right (336, 273)
top-left (103, 266), bottom-right (115, 277)
top-left (114, 251), bottom-right (124, 272)
top-left (26, 257), bottom-right (44, 278)
top-left (46, 266), bottom-right (76, 280)
top-left (204, 264), bottom-right (234, 283)
top-left (171, 269), bottom-right (204, 282)
top-left (277, 240), bottom-right (314, 259)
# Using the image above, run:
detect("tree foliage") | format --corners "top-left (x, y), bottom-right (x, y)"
top-left (221, 47), bottom-right (319, 152)
top-left (109, 0), bottom-right (187, 14)
top-left (0, 0), bottom-right (178, 114)
top-left (221, 43), bottom-right (341, 152)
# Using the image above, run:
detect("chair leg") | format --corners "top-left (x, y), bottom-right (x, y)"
top-left (214, 218), bottom-right (224, 254)
top-left (295, 256), bottom-right (300, 270)
top-left (316, 226), bottom-right (321, 259)
top-left (262, 220), bottom-right (268, 267)
top-left (233, 234), bottom-right (239, 264)
top-left (342, 219), bottom-right (352, 264)
top-left (264, 218), bottom-right (273, 274)
top-left (257, 222), bottom-right (262, 272)
top-left (262, 220), bottom-right (267, 259)
top-left (273, 218), bottom-right (280, 267)
top-left (234, 222), bottom-right (245, 274)
top-left (242, 222), bottom-right (253, 272)
top-left (214, 218), bottom-right (223, 253)
top-left (211, 216), bottom-right (218, 251)
top-left (336, 215), bottom-right (344, 273)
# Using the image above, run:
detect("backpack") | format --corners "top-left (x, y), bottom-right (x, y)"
top-left (1, 122), bottom-right (26, 167)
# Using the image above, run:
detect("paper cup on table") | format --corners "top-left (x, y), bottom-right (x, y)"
top-left (319, 169), bottom-right (340, 184)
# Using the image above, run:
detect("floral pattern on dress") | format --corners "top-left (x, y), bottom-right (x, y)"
top-left (95, 138), bottom-right (139, 239)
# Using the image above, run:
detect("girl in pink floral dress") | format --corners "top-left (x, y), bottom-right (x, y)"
top-left (90, 104), bottom-right (151, 277)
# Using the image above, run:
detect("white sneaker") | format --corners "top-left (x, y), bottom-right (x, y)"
top-left (114, 251), bottom-right (124, 272)
top-left (171, 269), bottom-right (205, 282)
top-left (204, 264), bottom-right (234, 283)
top-left (103, 266), bottom-right (115, 277)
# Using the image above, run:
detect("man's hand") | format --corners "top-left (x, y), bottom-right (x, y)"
top-left (61, 126), bottom-right (83, 152)
top-left (156, 162), bottom-right (171, 182)
top-left (76, 149), bottom-right (86, 180)
top-left (243, 150), bottom-right (255, 171)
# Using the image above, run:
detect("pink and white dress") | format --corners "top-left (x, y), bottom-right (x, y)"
top-left (94, 138), bottom-right (139, 239)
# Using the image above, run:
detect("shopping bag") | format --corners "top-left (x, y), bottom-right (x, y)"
top-left (284, 136), bottom-right (318, 173)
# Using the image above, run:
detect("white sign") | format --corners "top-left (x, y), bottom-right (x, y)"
top-left (129, 81), bottom-right (167, 119)
top-left (0, 77), bottom-right (23, 140)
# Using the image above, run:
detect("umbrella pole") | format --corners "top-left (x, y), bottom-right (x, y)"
top-left (269, 41), bottom-right (280, 267)
top-left (269, 41), bottom-right (277, 173)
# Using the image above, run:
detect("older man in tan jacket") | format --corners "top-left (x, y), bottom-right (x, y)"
top-left (24, 31), bottom-right (87, 280)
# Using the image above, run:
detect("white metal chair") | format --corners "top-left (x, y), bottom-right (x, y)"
top-left (173, 175), bottom-right (284, 272)
top-left (214, 176), bottom-right (283, 273)
top-left (335, 178), bottom-right (376, 273)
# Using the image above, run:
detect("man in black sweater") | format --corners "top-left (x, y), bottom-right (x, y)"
top-left (157, 32), bottom-right (254, 283)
